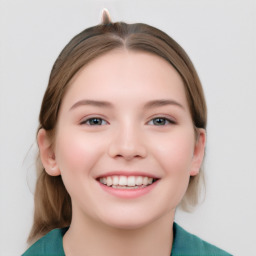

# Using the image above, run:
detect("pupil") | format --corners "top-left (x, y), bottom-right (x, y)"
top-left (154, 118), bottom-right (165, 125)
top-left (91, 118), bottom-right (101, 125)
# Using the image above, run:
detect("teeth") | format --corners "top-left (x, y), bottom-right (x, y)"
top-left (107, 177), bottom-right (112, 186)
top-left (142, 177), bottom-right (148, 185)
top-left (100, 177), bottom-right (107, 185)
top-left (119, 176), bottom-right (127, 186)
top-left (99, 175), bottom-right (155, 187)
top-left (127, 176), bottom-right (135, 186)
top-left (135, 176), bottom-right (143, 185)
top-left (112, 176), bottom-right (119, 185)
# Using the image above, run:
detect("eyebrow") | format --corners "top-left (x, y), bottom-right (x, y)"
top-left (69, 99), bottom-right (184, 111)
top-left (143, 99), bottom-right (184, 110)
top-left (70, 100), bottom-right (113, 111)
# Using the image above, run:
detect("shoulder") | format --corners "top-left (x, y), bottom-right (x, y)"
top-left (22, 228), bottom-right (68, 256)
top-left (171, 222), bottom-right (232, 256)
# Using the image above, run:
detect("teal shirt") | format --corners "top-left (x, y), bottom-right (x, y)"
top-left (22, 223), bottom-right (232, 256)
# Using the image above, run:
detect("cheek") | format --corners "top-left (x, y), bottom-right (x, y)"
top-left (54, 131), bottom-right (104, 175)
top-left (150, 130), bottom-right (195, 174)
top-left (154, 131), bottom-right (195, 206)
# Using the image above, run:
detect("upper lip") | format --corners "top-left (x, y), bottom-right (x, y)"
top-left (95, 171), bottom-right (160, 179)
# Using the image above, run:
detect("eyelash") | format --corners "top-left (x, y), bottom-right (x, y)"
top-left (80, 118), bottom-right (108, 126)
top-left (80, 116), bottom-right (176, 126)
top-left (148, 117), bottom-right (176, 126)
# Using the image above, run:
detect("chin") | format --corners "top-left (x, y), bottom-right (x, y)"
top-left (102, 217), bottom-right (153, 231)
top-left (96, 208), bottom-right (170, 231)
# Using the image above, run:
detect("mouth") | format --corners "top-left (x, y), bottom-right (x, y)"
top-left (97, 175), bottom-right (159, 190)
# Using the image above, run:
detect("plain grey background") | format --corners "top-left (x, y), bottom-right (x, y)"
top-left (0, 0), bottom-right (255, 255)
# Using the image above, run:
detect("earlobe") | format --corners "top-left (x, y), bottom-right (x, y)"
top-left (37, 129), bottom-right (61, 176)
top-left (190, 128), bottom-right (206, 176)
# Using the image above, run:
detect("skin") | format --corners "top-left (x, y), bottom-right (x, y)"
top-left (38, 49), bottom-right (206, 256)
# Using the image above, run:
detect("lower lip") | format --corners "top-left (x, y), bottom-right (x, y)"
top-left (98, 180), bottom-right (159, 199)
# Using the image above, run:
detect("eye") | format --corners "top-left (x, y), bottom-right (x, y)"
top-left (148, 117), bottom-right (175, 126)
top-left (81, 118), bottom-right (108, 126)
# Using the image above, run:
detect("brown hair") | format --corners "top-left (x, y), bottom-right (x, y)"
top-left (28, 17), bottom-right (207, 243)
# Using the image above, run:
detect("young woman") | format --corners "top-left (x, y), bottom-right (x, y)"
top-left (22, 10), bottom-right (231, 256)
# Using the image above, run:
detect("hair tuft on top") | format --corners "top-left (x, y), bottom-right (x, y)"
top-left (101, 8), bottom-right (112, 25)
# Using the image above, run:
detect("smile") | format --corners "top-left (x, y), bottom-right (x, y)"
top-left (99, 175), bottom-right (157, 189)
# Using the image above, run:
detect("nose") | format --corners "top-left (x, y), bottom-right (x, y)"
top-left (108, 124), bottom-right (147, 161)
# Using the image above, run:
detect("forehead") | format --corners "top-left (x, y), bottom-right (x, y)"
top-left (62, 49), bottom-right (189, 110)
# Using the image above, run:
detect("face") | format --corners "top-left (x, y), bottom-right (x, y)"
top-left (40, 50), bottom-right (205, 230)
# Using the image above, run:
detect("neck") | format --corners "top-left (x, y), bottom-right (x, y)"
top-left (63, 211), bottom-right (174, 256)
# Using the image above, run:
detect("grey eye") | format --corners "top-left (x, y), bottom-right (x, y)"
top-left (148, 117), bottom-right (175, 126)
top-left (152, 118), bottom-right (168, 125)
top-left (82, 118), bottom-right (107, 125)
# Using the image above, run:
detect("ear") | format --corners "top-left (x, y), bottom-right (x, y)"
top-left (189, 128), bottom-right (206, 176)
top-left (37, 129), bottom-right (60, 176)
